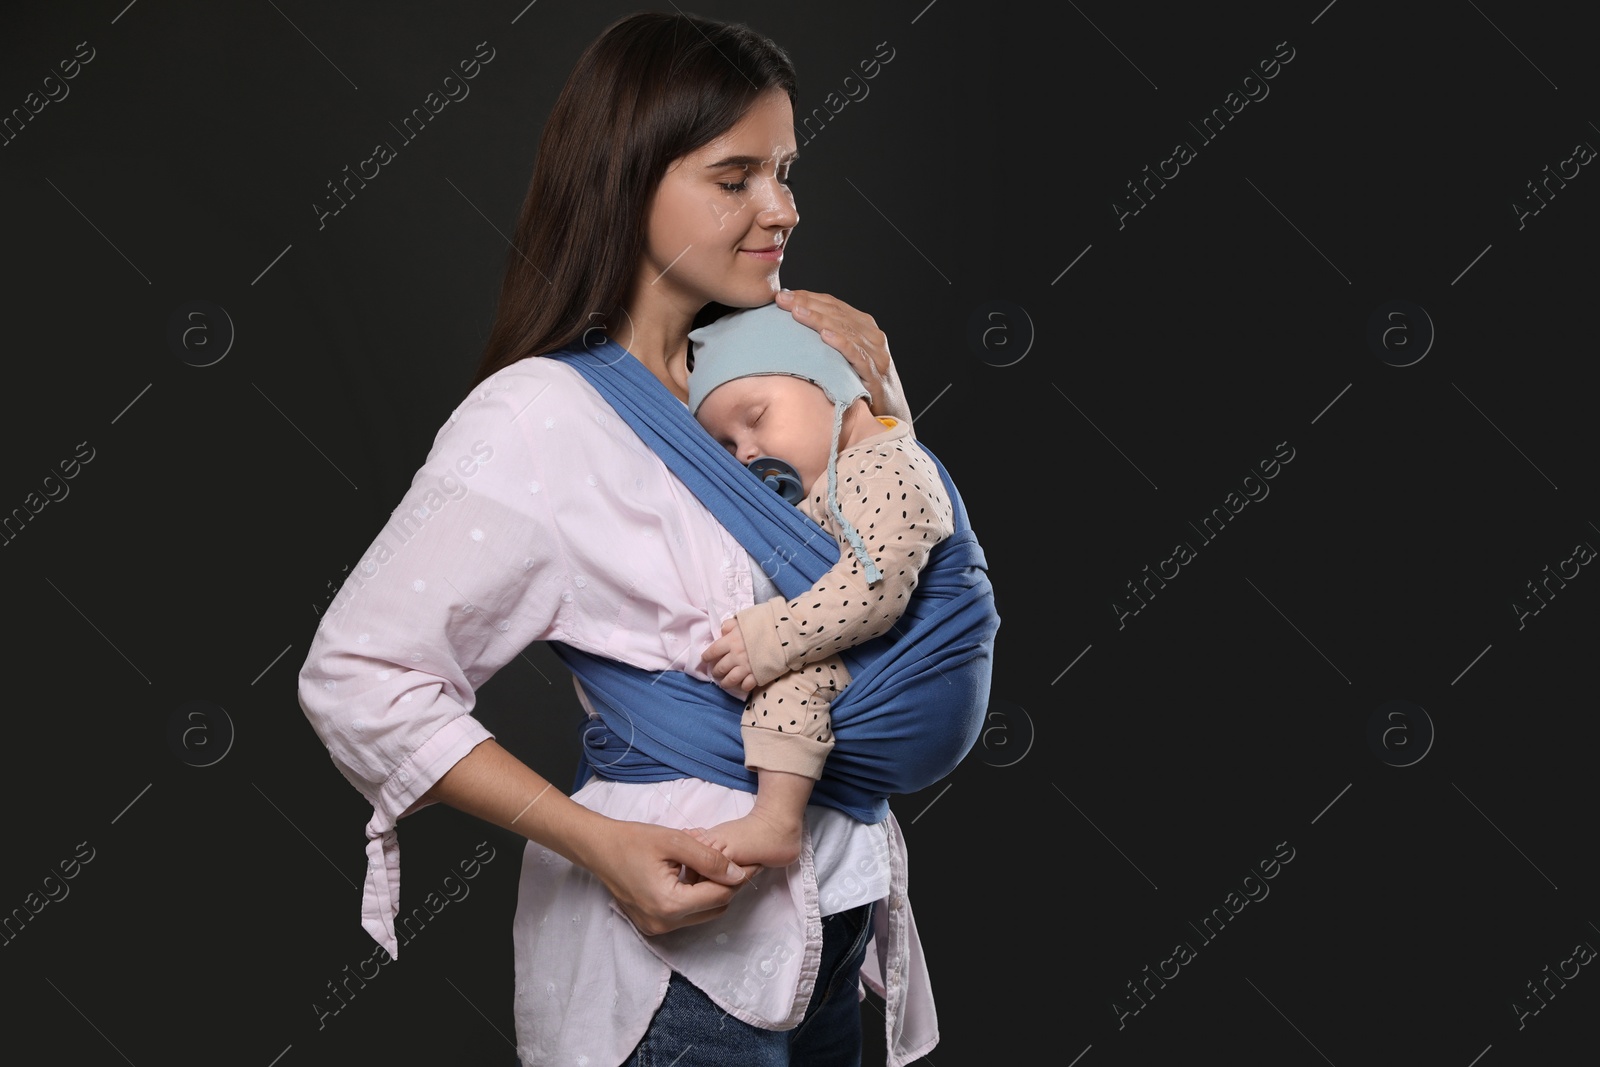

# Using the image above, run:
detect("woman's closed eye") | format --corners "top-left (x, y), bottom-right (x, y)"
top-left (718, 163), bottom-right (793, 193)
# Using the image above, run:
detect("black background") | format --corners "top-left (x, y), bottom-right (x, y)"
top-left (2, 1), bottom-right (1595, 1064)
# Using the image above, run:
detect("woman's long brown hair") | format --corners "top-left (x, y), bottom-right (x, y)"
top-left (467, 11), bottom-right (797, 394)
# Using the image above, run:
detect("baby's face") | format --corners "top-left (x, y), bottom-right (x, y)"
top-left (696, 374), bottom-right (837, 492)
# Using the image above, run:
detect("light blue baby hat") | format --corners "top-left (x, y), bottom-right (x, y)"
top-left (688, 302), bottom-right (881, 583)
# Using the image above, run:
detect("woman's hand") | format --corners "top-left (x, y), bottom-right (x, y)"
top-left (775, 289), bottom-right (912, 425)
top-left (581, 817), bottom-right (760, 936)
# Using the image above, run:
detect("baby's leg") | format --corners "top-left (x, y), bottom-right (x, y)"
top-left (688, 769), bottom-right (814, 867)
top-left (691, 660), bottom-right (847, 868)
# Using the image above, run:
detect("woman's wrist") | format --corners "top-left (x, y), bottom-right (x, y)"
top-left (547, 800), bottom-right (614, 875)
top-left (879, 361), bottom-right (913, 426)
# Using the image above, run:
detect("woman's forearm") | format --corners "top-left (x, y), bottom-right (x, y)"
top-left (420, 738), bottom-right (605, 869)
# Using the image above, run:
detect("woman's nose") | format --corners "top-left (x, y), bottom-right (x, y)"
top-left (755, 181), bottom-right (798, 230)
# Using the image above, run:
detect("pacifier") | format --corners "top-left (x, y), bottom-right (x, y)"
top-left (746, 456), bottom-right (805, 505)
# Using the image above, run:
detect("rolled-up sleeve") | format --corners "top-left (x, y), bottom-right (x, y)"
top-left (297, 367), bottom-right (571, 959)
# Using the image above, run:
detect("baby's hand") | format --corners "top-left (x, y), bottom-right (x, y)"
top-left (702, 616), bottom-right (756, 697)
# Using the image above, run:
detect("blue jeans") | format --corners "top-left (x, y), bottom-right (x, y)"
top-left (621, 901), bottom-right (876, 1066)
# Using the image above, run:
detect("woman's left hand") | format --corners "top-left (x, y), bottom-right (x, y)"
top-left (775, 289), bottom-right (912, 424)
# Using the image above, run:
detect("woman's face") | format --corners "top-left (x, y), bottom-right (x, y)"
top-left (635, 89), bottom-right (799, 321)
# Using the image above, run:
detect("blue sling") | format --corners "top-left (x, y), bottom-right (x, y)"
top-left (550, 340), bottom-right (999, 824)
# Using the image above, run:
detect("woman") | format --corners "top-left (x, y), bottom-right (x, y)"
top-left (298, 12), bottom-right (988, 1065)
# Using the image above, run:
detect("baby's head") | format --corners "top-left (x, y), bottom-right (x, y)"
top-left (689, 302), bottom-right (883, 581)
top-left (688, 303), bottom-right (871, 494)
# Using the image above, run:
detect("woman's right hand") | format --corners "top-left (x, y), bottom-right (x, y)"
top-left (583, 818), bottom-right (760, 935)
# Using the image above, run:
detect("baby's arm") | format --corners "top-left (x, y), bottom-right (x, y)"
top-left (700, 523), bottom-right (916, 697)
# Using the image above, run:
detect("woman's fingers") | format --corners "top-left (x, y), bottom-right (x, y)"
top-left (602, 824), bottom-right (758, 935)
top-left (775, 289), bottom-right (909, 421)
top-left (777, 290), bottom-right (886, 369)
top-left (673, 831), bottom-right (758, 888)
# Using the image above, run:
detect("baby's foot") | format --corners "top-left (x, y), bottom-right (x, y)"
top-left (689, 812), bottom-right (802, 869)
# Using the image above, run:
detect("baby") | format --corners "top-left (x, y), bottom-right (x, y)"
top-left (687, 302), bottom-right (954, 867)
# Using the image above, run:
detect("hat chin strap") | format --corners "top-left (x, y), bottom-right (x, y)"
top-left (826, 398), bottom-right (882, 584)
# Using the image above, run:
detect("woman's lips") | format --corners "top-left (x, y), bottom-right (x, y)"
top-left (739, 247), bottom-right (783, 261)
